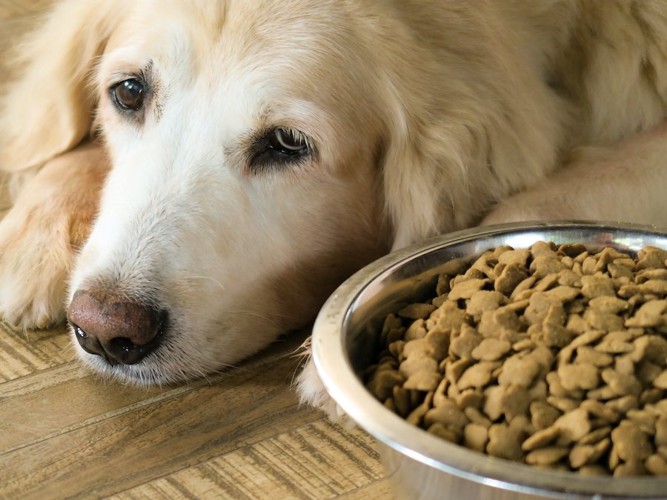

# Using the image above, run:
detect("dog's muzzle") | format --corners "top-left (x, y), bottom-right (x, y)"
top-left (67, 289), bottom-right (166, 365)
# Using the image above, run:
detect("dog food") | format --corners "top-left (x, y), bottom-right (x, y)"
top-left (365, 241), bottom-right (667, 476)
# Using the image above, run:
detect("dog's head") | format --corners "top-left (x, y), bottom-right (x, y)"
top-left (1, 0), bottom-right (484, 384)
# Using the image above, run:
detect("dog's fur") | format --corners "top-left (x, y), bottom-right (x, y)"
top-left (1, 0), bottom-right (667, 412)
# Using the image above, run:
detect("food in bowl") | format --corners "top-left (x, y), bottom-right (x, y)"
top-left (364, 240), bottom-right (667, 476)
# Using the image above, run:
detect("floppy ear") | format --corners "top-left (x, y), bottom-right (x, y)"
top-left (380, 90), bottom-right (486, 251)
top-left (0, 0), bottom-right (126, 172)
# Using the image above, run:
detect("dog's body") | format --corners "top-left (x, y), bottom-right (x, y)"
top-left (1, 0), bottom-right (667, 409)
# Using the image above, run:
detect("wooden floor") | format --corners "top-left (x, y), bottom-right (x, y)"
top-left (0, 2), bottom-right (393, 498)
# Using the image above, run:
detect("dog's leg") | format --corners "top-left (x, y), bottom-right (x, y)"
top-left (0, 142), bottom-right (109, 329)
top-left (482, 121), bottom-right (667, 227)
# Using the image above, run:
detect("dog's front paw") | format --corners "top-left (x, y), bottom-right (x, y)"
top-left (296, 353), bottom-right (351, 422)
top-left (0, 199), bottom-right (74, 330)
top-left (0, 145), bottom-right (107, 330)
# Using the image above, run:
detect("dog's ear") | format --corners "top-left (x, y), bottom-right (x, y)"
top-left (0, 0), bottom-right (125, 172)
top-left (381, 94), bottom-right (480, 251)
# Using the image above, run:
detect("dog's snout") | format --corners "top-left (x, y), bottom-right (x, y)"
top-left (67, 289), bottom-right (165, 365)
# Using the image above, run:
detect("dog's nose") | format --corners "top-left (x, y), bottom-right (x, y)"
top-left (67, 289), bottom-right (165, 365)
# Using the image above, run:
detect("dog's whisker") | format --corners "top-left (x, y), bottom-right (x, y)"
top-left (184, 275), bottom-right (226, 291)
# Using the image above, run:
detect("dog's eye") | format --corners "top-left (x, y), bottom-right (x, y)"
top-left (249, 127), bottom-right (312, 172)
top-left (111, 78), bottom-right (146, 111)
top-left (269, 128), bottom-right (309, 156)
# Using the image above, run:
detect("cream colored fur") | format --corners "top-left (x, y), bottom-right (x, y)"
top-left (0, 1), bottom-right (666, 410)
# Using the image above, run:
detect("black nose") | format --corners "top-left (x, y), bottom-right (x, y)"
top-left (67, 289), bottom-right (166, 365)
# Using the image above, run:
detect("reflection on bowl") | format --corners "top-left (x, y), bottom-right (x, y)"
top-left (312, 221), bottom-right (667, 499)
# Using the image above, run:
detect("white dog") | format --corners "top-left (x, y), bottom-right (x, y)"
top-left (1, 0), bottom-right (667, 413)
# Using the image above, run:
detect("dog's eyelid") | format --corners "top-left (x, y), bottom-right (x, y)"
top-left (246, 126), bottom-right (316, 174)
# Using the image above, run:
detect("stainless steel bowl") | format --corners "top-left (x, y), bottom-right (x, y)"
top-left (312, 221), bottom-right (667, 499)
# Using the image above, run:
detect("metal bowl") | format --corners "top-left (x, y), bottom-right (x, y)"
top-left (312, 221), bottom-right (667, 499)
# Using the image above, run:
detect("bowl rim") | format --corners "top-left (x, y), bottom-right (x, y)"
top-left (312, 220), bottom-right (667, 498)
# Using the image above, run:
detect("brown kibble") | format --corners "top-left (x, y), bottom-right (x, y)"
top-left (522, 425), bottom-right (560, 451)
top-left (530, 401), bottom-right (561, 430)
top-left (525, 447), bottom-right (569, 466)
top-left (557, 363), bottom-right (600, 391)
top-left (399, 303), bottom-right (437, 320)
top-left (406, 392), bottom-right (434, 426)
top-left (435, 301), bottom-right (469, 331)
top-left (449, 278), bottom-right (488, 300)
top-left (636, 246), bottom-right (667, 270)
top-left (424, 328), bottom-right (451, 361)
top-left (445, 357), bottom-right (474, 385)
top-left (457, 361), bottom-right (500, 389)
top-left (499, 249), bottom-right (531, 267)
top-left (427, 422), bottom-right (460, 443)
top-left (483, 385), bottom-right (505, 422)
top-left (554, 408), bottom-right (591, 444)
top-left (584, 309), bottom-right (626, 332)
top-left (400, 355), bottom-right (438, 377)
top-left (578, 426), bottom-right (613, 446)
top-left (392, 386), bottom-right (413, 417)
top-left (542, 322), bottom-right (575, 348)
top-left (478, 307), bottom-right (524, 336)
top-left (471, 338), bottom-right (512, 361)
top-left (455, 389), bottom-right (484, 411)
top-left (404, 370), bottom-right (441, 391)
top-left (467, 290), bottom-right (506, 317)
top-left (605, 395), bottom-right (639, 414)
top-left (424, 401), bottom-right (469, 432)
top-left (653, 370), bottom-right (667, 389)
top-left (449, 325), bottom-right (482, 359)
top-left (405, 318), bottom-right (427, 341)
top-left (547, 396), bottom-right (579, 413)
top-left (614, 460), bottom-right (648, 477)
top-left (631, 335), bottom-right (667, 366)
top-left (588, 296), bottom-right (629, 314)
top-left (530, 254), bottom-right (567, 279)
top-left (464, 406), bottom-right (492, 427)
top-left (486, 423), bottom-right (525, 461)
top-left (585, 385), bottom-right (617, 401)
top-left (495, 263), bottom-right (529, 295)
top-left (464, 423), bottom-right (489, 452)
top-left (366, 242), bottom-right (667, 476)
top-left (367, 369), bottom-right (405, 401)
top-left (579, 400), bottom-right (618, 424)
top-left (655, 417), bottom-right (667, 447)
top-left (625, 300), bottom-right (667, 328)
top-left (612, 422), bottom-right (653, 462)
top-left (640, 279), bottom-right (667, 295)
top-left (544, 285), bottom-right (580, 303)
top-left (500, 384), bottom-right (532, 421)
top-left (511, 276), bottom-right (537, 300)
top-left (627, 408), bottom-right (657, 435)
top-left (569, 439), bottom-right (610, 469)
top-left (580, 275), bottom-right (616, 298)
top-left (498, 354), bottom-right (541, 387)
top-left (645, 454), bottom-right (667, 475)
top-left (575, 346), bottom-right (613, 367)
top-left (524, 292), bottom-right (560, 325)
top-left (601, 369), bottom-right (642, 397)
top-left (401, 337), bottom-right (433, 360)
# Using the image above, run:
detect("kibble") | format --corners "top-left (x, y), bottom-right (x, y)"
top-left (365, 242), bottom-right (667, 476)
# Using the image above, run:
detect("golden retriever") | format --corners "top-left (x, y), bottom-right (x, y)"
top-left (1, 0), bottom-right (667, 410)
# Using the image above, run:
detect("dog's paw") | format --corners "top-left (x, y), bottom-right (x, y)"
top-left (0, 145), bottom-right (106, 330)
top-left (295, 351), bottom-right (352, 423)
top-left (0, 198), bottom-right (73, 330)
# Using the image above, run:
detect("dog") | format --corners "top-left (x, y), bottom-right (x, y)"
top-left (1, 0), bottom-right (667, 414)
